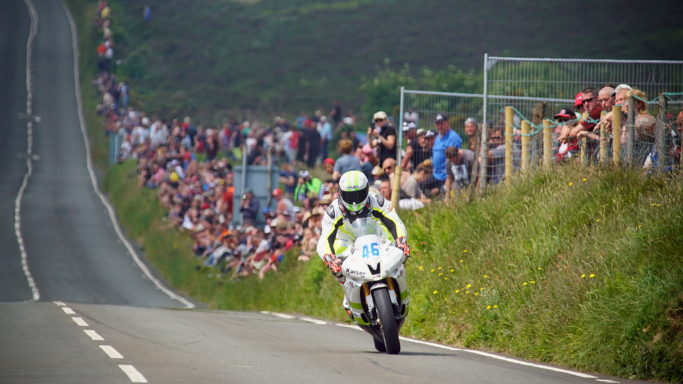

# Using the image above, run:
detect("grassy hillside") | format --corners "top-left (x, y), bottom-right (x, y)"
top-left (103, 160), bottom-right (683, 382)
top-left (106, 0), bottom-right (683, 121)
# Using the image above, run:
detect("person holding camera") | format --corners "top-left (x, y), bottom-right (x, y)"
top-left (240, 190), bottom-right (260, 225)
top-left (367, 111), bottom-right (397, 166)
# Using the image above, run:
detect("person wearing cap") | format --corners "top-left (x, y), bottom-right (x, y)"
top-left (332, 138), bottom-right (361, 181)
top-left (430, 114), bottom-right (462, 192)
top-left (294, 170), bottom-right (323, 203)
top-left (367, 111), bottom-right (397, 165)
top-left (322, 157), bottom-right (335, 177)
top-left (559, 87), bottom-right (604, 143)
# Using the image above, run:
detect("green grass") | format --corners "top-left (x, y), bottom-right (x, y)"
top-left (65, 1), bottom-right (682, 381)
top-left (105, 0), bottom-right (682, 122)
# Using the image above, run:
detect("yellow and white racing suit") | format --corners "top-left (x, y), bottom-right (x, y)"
top-left (316, 193), bottom-right (407, 260)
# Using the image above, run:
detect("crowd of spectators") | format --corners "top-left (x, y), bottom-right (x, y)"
top-left (92, 3), bottom-right (682, 280)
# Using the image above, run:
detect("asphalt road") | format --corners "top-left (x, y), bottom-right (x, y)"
top-left (0, 1), bottom-right (657, 383)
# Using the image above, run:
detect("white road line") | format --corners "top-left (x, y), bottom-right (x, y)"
top-left (118, 365), bottom-right (148, 383)
top-left (299, 317), bottom-right (327, 325)
top-left (99, 345), bottom-right (123, 359)
top-left (596, 380), bottom-right (620, 383)
top-left (83, 329), bottom-right (104, 341)
top-left (271, 312), bottom-right (296, 320)
top-left (58, 0), bottom-right (194, 309)
top-left (72, 317), bottom-right (88, 327)
top-left (62, 307), bottom-right (75, 315)
top-left (53, 301), bottom-right (66, 306)
top-left (15, 0), bottom-right (40, 302)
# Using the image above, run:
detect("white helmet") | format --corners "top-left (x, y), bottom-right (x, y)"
top-left (338, 170), bottom-right (369, 214)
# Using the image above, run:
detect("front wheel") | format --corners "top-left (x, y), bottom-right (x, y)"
top-left (372, 287), bottom-right (400, 354)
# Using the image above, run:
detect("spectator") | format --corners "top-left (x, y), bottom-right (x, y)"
top-left (321, 158), bottom-right (335, 178)
top-left (294, 170), bottom-right (322, 203)
top-left (367, 111), bottom-right (397, 165)
top-left (627, 89), bottom-right (657, 166)
top-left (330, 100), bottom-right (342, 128)
top-left (401, 163), bottom-right (431, 203)
top-left (444, 146), bottom-right (471, 197)
top-left (403, 107), bottom-right (419, 125)
top-left (559, 87), bottom-right (603, 142)
top-left (318, 116), bottom-right (333, 161)
top-left (143, 6), bottom-right (152, 22)
top-left (240, 190), bottom-right (260, 225)
top-left (463, 117), bottom-right (479, 153)
top-left (429, 114), bottom-right (463, 193)
top-left (332, 139), bottom-right (361, 180)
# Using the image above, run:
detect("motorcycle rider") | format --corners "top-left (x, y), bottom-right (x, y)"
top-left (316, 170), bottom-right (410, 286)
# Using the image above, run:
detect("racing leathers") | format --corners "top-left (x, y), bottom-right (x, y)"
top-left (316, 192), bottom-right (409, 281)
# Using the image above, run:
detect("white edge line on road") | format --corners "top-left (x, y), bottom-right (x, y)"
top-left (16, 0), bottom-right (40, 302)
top-left (62, 307), bottom-right (75, 315)
top-left (299, 317), bottom-right (327, 325)
top-left (72, 317), bottom-right (88, 327)
top-left (58, 0), bottom-right (194, 309)
top-left (100, 345), bottom-right (123, 359)
top-left (596, 380), bottom-right (620, 383)
top-left (265, 311), bottom-right (600, 380)
top-left (53, 301), bottom-right (65, 306)
top-left (118, 365), bottom-right (148, 383)
top-left (84, 329), bottom-right (104, 341)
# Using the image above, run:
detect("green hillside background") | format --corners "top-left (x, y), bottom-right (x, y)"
top-left (107, 0), bottom-right (683, 122)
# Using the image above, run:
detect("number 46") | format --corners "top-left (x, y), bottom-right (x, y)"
top-left (362, 243), bottom-right (380, 258)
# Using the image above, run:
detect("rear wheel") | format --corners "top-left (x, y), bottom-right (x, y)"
top-left (372, 288), bottom-right (400, 354)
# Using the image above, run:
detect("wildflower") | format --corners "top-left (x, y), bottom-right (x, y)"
top-left (430, 268), bottom-right (435, 273)
top-left (486, 305), bottom-right (492, 310)
top-left (454, 289), bottom-right (460, 293)
top-left (581, 274), bottom-right (586, 278)
top-left (537, 267), bottom-right (542, 270)
top-left (529, 281), bottom-right (536, 284)
top-left (523, 282), bottom-right (528, 286)
top-left (589, 273), bottom-right (596, 278)
top-left (568, 182), bottom-right (574, 186)
top-left (582, 178), bottom-right (587, 182)
top-left (465, 291), bottom-right (470, 294)
top-left (438, 273), bottom-right (444, 276)
top-left (459, 259), bottom-right (464, 263)
top-left (438, 266), bottom-right (443, 270)
top-left (474, 292), bottom-right (479, 296)
top-left (483, 274), bottom-right (490, 279)
top-left (466, 284), bottom-right (472, 289)
top-left (417, 265), bottom-right (424, 271)
top-left (450, 269), bottom-right (455, 273)
top-left (433, 290), bottom-right (438, 295)
top-left (493, 305), bottom-right (498, 309)
top-left (595, 218), bottom-right (602, 223)
top-left (463, 249), bottom-right (469, 253)
top-left (651, 203), bottom-right (661, 207)
top-left (480, 287), bottom-right (484, 291)
top-left (444, 277), bottom-right (449, 281)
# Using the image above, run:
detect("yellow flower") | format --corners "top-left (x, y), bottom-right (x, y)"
top-left (651, 203), bottom-right (661, 207)
top-left (463, 249), bottom-right (469, 253)
top-left (450, 269), bottom-right (455, 273)
top-left (530, 281), bottom-right (536, 284)
top-left (433, 290), bottom-right (438, 295)
top-left (537, 267), bottom-right (542, 270)
top-left (430, 268), bottom-right (435, 273)
top-left (582, 178), bottom-right (587, 182)
top-left (480, 287), bottom-right (484, 291)
top-left (454, 289), bottom-right (460, 293)
top-left (589, 273), bottom-right (596, 278)
top-left (523, 282), bottom-right (528, 286)
top-left (459, 259), bottom-right (464, 263)
top-left (568, 182), bottom-right (574, 186)
top-left (438, 273), bottom-right (444, 276)
top-left (483, 274), bottom-right (489, 279)
top-left (486, 305), bottom-right (492, 310)
top-left (465, 291), bottom-right (470, 294)
top-left (444, 277), bottom-right (449, 280)
top-left (417, 265), bottom-right (424, 271)
top-left (595, 218), bottom-right (602, 222)
top-left (581, 274), bottom-right (586, 278)
top-left (474, 292), bottom-right (479, 296)
top-left (438, 267), bottom-right (443, 270)
top-left (493, 305), bottom-right (498, 308)
top-left (466, 284), bottom-right (472, 289)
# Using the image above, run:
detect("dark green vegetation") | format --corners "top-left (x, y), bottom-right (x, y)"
top-left (106, 0), bottom-right (681, 122)
top-left (65, 1), bottom-right (682, 381)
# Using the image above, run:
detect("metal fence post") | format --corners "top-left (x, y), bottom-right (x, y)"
top-left (504, 106), bottom-right (513, 184)
top-left (392, 87), bottom-right (405, 210)
top-left (479, 53), bottom-right (489, 192)
top-left (625, 96), bottom-right (636, 166)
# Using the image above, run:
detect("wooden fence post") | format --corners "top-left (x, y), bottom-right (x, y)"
top-left (543, 119), bottom-right (552, 169)
top-left (580, 136), bottom-right (588, 166)
top-left (521, 120), bottom-right (530, 173)
top-left (505, 107), bottom-right (513, 184)
top-left (599, 110), bottom-right (608, 165)
top-left (612, 105), bottom-right (622, 167)
top-left (655, 93), bottom-right (667, 173)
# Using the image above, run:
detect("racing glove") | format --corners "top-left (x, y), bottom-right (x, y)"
top-left (396, 237), bottom-right (410, 261)
top-left (323, 254), bottom-right (344, 279)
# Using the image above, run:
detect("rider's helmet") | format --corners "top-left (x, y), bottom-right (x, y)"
top-left (339, 170), bottom-right (369, 215)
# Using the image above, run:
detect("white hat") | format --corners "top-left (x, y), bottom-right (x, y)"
top-left (373, 111), bottom-right (388, 121)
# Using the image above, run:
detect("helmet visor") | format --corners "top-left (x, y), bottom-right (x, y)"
top-left (341, 185), bottom-right (368, 211)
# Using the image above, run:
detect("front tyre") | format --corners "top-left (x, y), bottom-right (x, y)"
top-left (372, 288), bottom-right (400, 354)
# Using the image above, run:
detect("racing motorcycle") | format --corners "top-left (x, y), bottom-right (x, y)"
top-left (340, 234), bottom-right (409, 354)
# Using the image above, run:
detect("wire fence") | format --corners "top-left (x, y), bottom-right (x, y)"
top-left (397, 56), bottom-right (683, 201)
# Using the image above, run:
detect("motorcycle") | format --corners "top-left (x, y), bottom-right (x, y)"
top-left (340, 234), bottom-right (409, 354)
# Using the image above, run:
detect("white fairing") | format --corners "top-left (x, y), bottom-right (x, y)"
top-left (341, 235), bottom-right (409, 324)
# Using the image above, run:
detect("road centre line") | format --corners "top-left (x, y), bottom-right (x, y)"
top-left (100, 345), bottom-right (123, 359)
top-left (53, 301), bottom-right (65, 306)
top-left (118, 365), bottom-right (148, 383)
top-left (72, 317), bottom-right (88, 327)
top-left (84, 329), bottom-right (104, 341)
top-left (62, 307), bottom-right (75, 315)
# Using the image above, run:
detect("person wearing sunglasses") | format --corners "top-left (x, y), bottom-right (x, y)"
top-left (559, 87), bottom-right (604, 143)
top-left (367, 111), bottom-right (397, 166)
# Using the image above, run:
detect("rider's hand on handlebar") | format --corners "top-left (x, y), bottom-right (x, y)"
top-left (323, 254), bottom-right (344, 279)
top-left (396, 237), bottom-right (410, 260)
